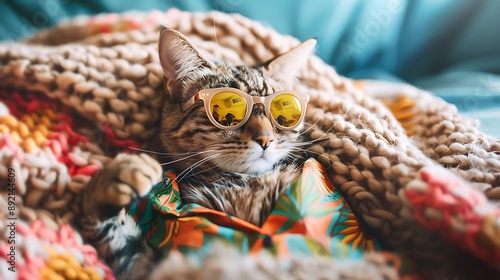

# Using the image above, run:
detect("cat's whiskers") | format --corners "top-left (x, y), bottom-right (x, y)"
top-left (282, 136), bottom-right (333, 166)
top-left (190, 154), bottom-right (233, 178)
top-left (299, 115), bottom-right (339, 138)
top-left (283, 143), bottom-right (309, 155)
top-left (128, 147), bottom-right (191, 157)
top-left (284, 138), bottom-right (325, 147)
top-left (292, 116), bottom-right (346, 150)
top-left (159, 150), bottom-right (221, 166)
top-left (297, 120), bottom-right (322, 137)
top-left (128, 146), bottom-right (226, 169)
top-left (129, 144), bottom-right (221, 157)
top-left (175, 153), bottom-right (221, 183)
top-left (287, 146), bottom-right (321, 157)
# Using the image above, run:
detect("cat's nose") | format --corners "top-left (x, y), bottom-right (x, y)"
top-left (245, 111), bottom-right (275, 150)
top-left (253, 132), bottom-right (274, 150)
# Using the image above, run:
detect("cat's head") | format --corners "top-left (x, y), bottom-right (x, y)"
top-left (158, 28), bottom-right (315, 175)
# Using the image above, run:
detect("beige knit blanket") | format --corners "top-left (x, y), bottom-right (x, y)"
top-left (1, 9), bottom-right (500, 278)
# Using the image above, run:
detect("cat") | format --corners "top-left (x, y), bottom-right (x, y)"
top-left (78, 28), bottom-right (317, 279)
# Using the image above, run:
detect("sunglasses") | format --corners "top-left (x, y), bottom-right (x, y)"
top-left (182, 87), bottom-right (309, 130)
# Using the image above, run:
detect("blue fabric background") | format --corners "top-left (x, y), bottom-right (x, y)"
top-left (0, 0), bottom-right (499, 137)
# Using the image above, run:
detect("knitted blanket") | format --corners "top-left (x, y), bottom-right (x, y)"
top-left (1, 9), bottom-right (500, 279)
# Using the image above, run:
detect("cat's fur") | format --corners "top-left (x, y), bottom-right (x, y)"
top-left (78, 28), bottom-right (317, 279)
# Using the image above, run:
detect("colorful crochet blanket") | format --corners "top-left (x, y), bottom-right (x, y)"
top-left (1, 9), bottom-right (500, 279)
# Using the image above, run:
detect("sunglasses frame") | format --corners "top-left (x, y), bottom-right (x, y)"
top-left (182, 87), bottom-right (310, 130)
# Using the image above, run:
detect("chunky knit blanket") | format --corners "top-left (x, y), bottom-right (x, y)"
top-left (1, 9), bottom-right (500, 279)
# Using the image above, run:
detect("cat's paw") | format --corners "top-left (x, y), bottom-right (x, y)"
top-left (92, 153), bottom-right (163, 207)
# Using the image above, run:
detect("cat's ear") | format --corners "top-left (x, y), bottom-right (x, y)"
top-left (158, 28), bottom-right (216, 97)
top-left (263, 39), bottom-right (316, 85)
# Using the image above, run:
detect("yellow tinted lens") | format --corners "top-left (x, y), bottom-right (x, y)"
top-left (209, 91), bottom-right (247, 127)
top-left (270, 94), bottom-right (303, 127)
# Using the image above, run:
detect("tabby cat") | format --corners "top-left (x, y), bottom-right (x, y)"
top-left (79, 28), bottom-right (316, 279)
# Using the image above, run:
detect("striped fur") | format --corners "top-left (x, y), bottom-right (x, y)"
top-left (79, 29), bottom-right (316, 278)
top-left (79, 153), bottom-right (163, 279)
